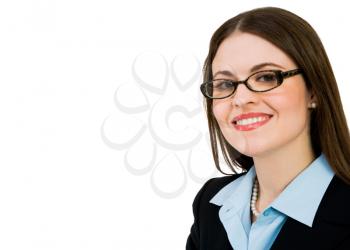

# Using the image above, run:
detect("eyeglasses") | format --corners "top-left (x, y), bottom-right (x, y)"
top-left (200, 69), bottom-right (303, 99)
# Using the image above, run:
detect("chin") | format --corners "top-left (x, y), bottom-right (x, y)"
top-left (229, 141), bottom-right (271, 158)
top-left (235, 150), bottom-right (260, 158)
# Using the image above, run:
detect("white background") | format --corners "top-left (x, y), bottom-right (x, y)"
top-left (0, 0), bottom-right (349, 249)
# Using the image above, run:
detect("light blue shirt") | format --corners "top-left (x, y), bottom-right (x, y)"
top-left (210, 154), bottom-right (335, 250)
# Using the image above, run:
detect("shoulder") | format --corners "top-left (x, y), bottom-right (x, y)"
top-left (191, 173), bottom-right (245, 210)
top-left (317, 175), bottom-right (350, 224)
top-left (187, 175), bottom-right (244, 249)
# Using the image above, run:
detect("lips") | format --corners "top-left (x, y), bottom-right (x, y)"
top-left (232, 112), bottom-right (273, 131)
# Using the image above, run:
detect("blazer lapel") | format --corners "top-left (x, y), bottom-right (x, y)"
top-left (270, 176), bottom-right (350, 250)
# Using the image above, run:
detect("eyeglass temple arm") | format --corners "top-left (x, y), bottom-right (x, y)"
top-left (281, 69), bottom-right (303, 78)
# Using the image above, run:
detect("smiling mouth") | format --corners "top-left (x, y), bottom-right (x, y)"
top-left (232, 114), bottom-right (273, 131)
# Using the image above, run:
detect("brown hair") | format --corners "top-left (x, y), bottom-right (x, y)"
top-left (203, 7), bottom-right (350, 184)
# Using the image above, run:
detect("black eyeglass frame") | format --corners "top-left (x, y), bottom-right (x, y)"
top-left (200, 68), bottom-right (303, 99)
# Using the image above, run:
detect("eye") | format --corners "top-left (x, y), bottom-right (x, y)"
top-left (213, 79), bottom-right (235, 90)
top-left (255, 72), bottom-right (277, 82)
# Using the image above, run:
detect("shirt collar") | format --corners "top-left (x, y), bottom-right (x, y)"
top-left (271, 154), bottom-right (334, 227)
top-left (209, 154), bottom-right (334, 227)
top-left (210, 166), bottom-right (256, 213)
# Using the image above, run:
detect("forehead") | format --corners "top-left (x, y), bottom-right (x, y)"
top-left (212, 32), bottom-right (296, 76)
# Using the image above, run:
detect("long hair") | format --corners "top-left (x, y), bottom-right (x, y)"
top-left (203, 7), bottom-right (350, 184)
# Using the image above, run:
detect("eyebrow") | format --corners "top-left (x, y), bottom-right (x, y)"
top-left (213, 62), bottom-right (286, 79)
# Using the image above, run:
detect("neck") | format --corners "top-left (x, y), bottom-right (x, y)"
top-left (253, 138), bottom-right (316, 208)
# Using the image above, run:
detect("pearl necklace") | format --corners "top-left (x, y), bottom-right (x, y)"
top-left (250, 177), bottom-right (260, 217)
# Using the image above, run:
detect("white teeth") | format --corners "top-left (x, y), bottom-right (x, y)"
top-left (236, 116), bottom-right (268, 126)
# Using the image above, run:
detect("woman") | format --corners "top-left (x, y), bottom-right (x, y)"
top-left (186, 7), bottom-right (350, 250)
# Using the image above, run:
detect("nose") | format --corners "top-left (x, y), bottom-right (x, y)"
top-left (231, 83), bottom-right (258, 107)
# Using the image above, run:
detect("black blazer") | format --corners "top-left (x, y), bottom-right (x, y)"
top-left (186, 174), bottom-right (350, 250)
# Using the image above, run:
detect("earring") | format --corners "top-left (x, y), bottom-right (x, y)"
top-left (310, 102), bottom-right (317, 109)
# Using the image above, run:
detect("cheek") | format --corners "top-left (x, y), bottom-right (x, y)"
top-left (212, 100), bottom-right (231, 123)
top-left (271, 87), bottom-right (310, 123)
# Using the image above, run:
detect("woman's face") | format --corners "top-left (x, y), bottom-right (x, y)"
top-left (212, 32), bottom-right (313, 158)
